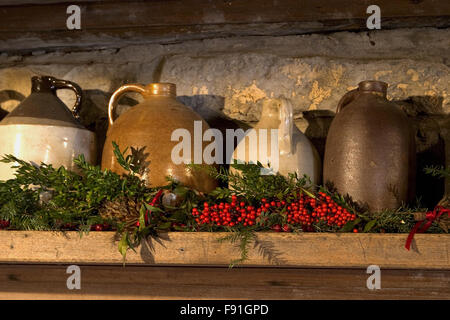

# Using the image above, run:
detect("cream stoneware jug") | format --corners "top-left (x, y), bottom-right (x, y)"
top-left (0, 76), bottom-right (96, 180)
top-left (230, 98), bottom-right (321, 184)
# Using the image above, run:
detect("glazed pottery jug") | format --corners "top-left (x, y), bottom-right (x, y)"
top-left (0, 76), bottom-right (96, 180)
top-left (323, 80), bottom-right (416, 212)
top-left (101, 82), bottom-right (217, 193)
top-left (230, 98), bottom-right (321, 184)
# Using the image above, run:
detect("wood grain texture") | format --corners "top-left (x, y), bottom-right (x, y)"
top-left (0, 264), bottom-right (448, 299)
top-left (0, 0), bottom-right (448, 51)
top-left (0, 231), bottom-right (448, 269)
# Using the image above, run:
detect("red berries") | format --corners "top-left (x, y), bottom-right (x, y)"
top-left (191, 191), bottom-right (357, 232)
top-left (90, 223), bottom-right (111, 231)
top-left (0, 220), bottom-right (10, 229)
top-left (91, 223), bottom-right (104, 231)
top-left (191, 195), bottom-right (280, 228)
top-left (284, 192), bottom-right (356, 229)
top-left (271, 224), bottom-right (282, 232)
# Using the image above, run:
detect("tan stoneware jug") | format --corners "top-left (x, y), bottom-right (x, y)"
top-left (0, 76), bottom-right (96, 180)
top-left (230, 97), bottom-right (321, 184)
top-left (101, 82), bottom-right (217, 192)
top-left (323, 80), bottom-right (416, 212)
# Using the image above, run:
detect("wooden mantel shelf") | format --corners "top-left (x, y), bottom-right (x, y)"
top-left (0, 231), bottom-right (449, 269)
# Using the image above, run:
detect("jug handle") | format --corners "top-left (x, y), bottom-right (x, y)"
top-left (278, 98), bottom-right (293, 156)
top-left (51, 78), bottom-right (83, 119)
top-left (336, 88), bottom-right (359, 113)
top-left (108, 84), bottom-right (146, 125)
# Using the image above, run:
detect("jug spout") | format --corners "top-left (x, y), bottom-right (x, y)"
top-left (145, 83), bottom-right (176, 97)
top-left (358, 80), bottom-right (388, 97)
top-left (31, 76), bottom-right (57, 93)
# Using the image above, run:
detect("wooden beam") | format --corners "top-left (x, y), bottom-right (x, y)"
top-left (0, 231), bottom-right (449, 269)
top-left (0, 0), bottom-right (448, 52)
top-left (0, 264), bottom-right (448, 299)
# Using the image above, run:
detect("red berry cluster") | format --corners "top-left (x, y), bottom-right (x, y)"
top-left (59, 222), bottom-right (111, 231)
top-left (270, 224), bottom-right (291, 232)
top-left (0, 220), bottom-right (10, 229)
top-left (285, 192), bottom-right (356, 229)
top-left (191, 191), bottom-right (357, 232)
top-left (90, 223), bottom-right (111, 231)
top-left (191, 195), bottom-right (285, 227)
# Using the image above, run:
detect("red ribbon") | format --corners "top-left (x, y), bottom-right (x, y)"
top-left (405, 205), bottom-right (450, 250)
top-left (145, 189), bottom-right (164, 226)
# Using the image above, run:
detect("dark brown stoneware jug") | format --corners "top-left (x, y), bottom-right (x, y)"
top-left (323, 80), bottom-right (416, 212)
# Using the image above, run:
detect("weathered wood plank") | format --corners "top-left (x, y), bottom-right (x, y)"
top-left (1, 0), bottom-right (447, 32)
top-left (0, 1), bottom-right (113, 4)
top-left (0, 264), bottom-right (448, 299)
top-left (0, 231), bottom-right (448, 269)
top-left (0, 0), bottom-right (448, 52)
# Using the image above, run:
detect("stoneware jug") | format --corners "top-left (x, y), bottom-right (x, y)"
top-left (0, 76), bottom-right (96, 181)
top-left (230, 98), bottom-right (321, 184)
top-left (101, 82), bottom-right (217, 193)
top-left (323, 80), bottom-right (416, 212)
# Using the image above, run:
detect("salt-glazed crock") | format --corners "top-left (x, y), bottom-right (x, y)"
top-left (230, 97), bottom-right (321, 184)
top-left (323, 80), bottom-right (416, 212)
top-left (101, 82), bottom-right (217, 193)
top-left (0, 76), bottom-right (96, 180)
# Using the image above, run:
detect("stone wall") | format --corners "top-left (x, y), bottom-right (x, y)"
top-left (0, 27), bottom-right (449, 206)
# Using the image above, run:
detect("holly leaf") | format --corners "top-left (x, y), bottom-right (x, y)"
top-left (301, 188), bottom-right (316, 199)
top-left (112, 141), bottom-right (130, 172)
top-left (139, 206), bottom-right (146, 231)
top-left (341, 218), bottom-right (361, 232)
top-left (173, 186), bottom-right (188, 197)
top-left (118, 233), bottom-right (129, 259)
top-left (363, 219), bottom-right (377, 233)
top-left (209, 187), bottom-right (230, 199)
top-left (143, 203), bottom-right (163, 212)
top-left (156, 222), bottom-right (172, 230)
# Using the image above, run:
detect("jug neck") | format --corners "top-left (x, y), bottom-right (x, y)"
top-left (144, 83), bottom-right (176, 97)
top-left (31, 76), bottom-right (58, 94)
top-left (358, 80), bottom-right (387, 98)
top-left (260, 99), bottom-right (281, 122)
top-left (0, 76), bottom-right (85, 129)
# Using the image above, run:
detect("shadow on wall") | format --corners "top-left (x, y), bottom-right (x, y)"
top-left (178, 95), bottom-right (251, 171)
top-left (395, 96), bottom-right (448, 209)
top-left (0, 90), bottom-right (26, 120)
top-left (0, 107), bottom-right (7, 121)
top-left (302, 110), bottom-right (335, 160)
top-left (301, 95), bottom-right (448, 209)
top-left (78, 89), bottom-right (140, 164)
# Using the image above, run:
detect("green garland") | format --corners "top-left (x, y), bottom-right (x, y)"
top-left (0, 143), bottom-right (446, 266)
top-left (0, 142), bottom-right (152, 232)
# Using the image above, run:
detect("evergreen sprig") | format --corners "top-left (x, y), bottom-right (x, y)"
top-left (218, 229), bottom-right (256, 268)
top-left (424, 165), bottom-right (450, 179)
top-left (190, 161), bottom-right (314, 205)
top-left (0, 143), bottom-right (152, 232)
